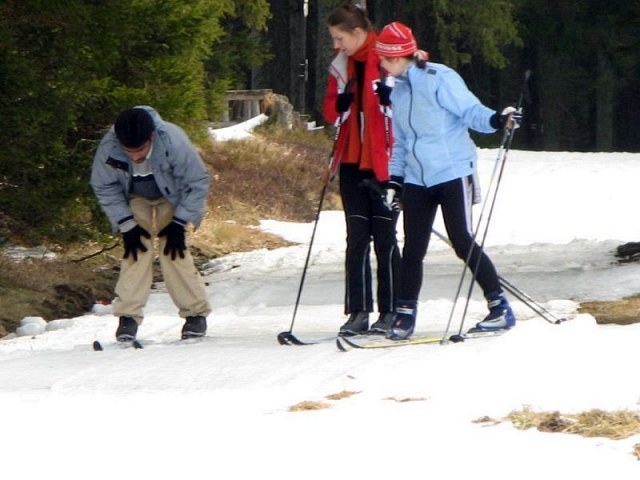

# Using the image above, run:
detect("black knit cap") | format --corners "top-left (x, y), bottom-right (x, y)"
top-left (114, 108), bottom-right (155, 148)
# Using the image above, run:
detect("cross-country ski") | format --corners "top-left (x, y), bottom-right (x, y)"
top-left (92, 339), bottom-right (144, 351)
top-left (336, 328), bottom-right (506, 351)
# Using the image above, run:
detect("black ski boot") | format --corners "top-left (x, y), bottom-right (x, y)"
top-left (369, 312), bottom-right (395, 335)
top-left (116, 316), bottom-right (138, 342)
top-left (182, 315), bottom-right (207, 339)
top-left (339, 311), bottom-right (369, 337)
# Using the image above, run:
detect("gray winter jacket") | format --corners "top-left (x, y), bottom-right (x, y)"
top-left (90, 106), bottom-right (210, 233)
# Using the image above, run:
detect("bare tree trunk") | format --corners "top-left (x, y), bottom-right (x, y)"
top-left (289, 0), bottom-right (307, 112)
top-left (306, 0), bottom-right (344, 122)
top-left (596, 49), bottom-right (615, 152)
top-left (252, 0), bottom-right (306, 112)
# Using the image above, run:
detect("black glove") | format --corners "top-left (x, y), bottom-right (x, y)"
top-left (375, 81), bottom-right (392, 107)
top-left (122, 224), bottom-right (151, 262)
top-left (383, 176), bottom-right (403, 212)
top-left (490, 106), bottom-right (523, 130)
top-left (158, 219), bottom-right (186, 260)
top-left (335, 92), bottom-right (354, 113)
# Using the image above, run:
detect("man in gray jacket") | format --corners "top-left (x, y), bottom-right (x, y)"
top-left (91, 106), bottom-right (211, 342)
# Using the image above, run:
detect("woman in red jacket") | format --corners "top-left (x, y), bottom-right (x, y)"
top-left (323, 2), bottom-right (400, 336)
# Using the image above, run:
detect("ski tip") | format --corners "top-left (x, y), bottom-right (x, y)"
top-left (92, 340), bottom-right (103, 351)
top-left (277, 331), bottom-right (315, 346)
top-left (277, 331), bottom-right (292, 345)
top-left (449, 334), bottom-right (465, 343)
top-left (132, 340), bottom-right (144, 349)
top-left (336, 338), bottom-right (349, 352)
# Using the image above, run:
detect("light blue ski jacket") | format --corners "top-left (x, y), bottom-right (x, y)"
top-left (91, 106), bottom-right (210, 233)
top-left (389, 62), bottom-right (497, 188)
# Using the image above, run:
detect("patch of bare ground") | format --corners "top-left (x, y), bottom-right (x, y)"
top-left (478, 407), bottom-right (640, 459)
top-left (582, 243), bottom-right (640, 325)
top-left (578, 295), bottom-right (640, 325)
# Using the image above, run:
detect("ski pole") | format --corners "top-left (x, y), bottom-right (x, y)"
top-left (381, 76), bottom-right (395, 157)
top-left (430, 228), bottom-right (564, 324)
top-left (497, 278), bottom-right (565, 324)
top-left (276, 184), bottom-right (330, 345)
top-left (277, 120), bottom-right (341, 345)
top-left (455, 70), bottom-right (532, 332)
top-left (441, 115), bottom-right (516, 338)
top-left (443, 70), bottom-right (532, 338)
top-left (278, 82), bottom-right (354, 345)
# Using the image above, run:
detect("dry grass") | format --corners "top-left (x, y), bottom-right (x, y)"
top-left (191, 218), bottom-right (291, 258)
top-left (507, 407), bottom-right (640, 440)
top-left (325, 390), bottom-right (361, 401)
top-left (192, 126), bottom-right (341, 258)
top-left (203, 127), bottom-right (341, 227)
top-left (289, 390), bottom-right (362, 412)
top-left (491, 407), bottom-right (640, 460)
top-left (288, 401), bottom-right (332, 412)
top-left (472, 415), bottom-right (501, 425)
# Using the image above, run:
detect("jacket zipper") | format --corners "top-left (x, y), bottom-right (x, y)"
top-left (407, 76), bottom-right (427, 187)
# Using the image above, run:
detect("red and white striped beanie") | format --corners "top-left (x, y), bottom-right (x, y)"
top-left (374, 22), bottom-right (418, 57)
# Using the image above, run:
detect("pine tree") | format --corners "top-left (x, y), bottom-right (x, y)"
top-left (0, 0), bottom-right (270, 241)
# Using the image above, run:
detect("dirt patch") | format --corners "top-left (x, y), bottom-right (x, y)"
top-left (0, 253), bottom-right (116, 337)
top-left (583, 245), bottom-right (640, 325)
top-left (578, 294), bottom-right (640, 325)
top-left (325, 390), bottom-right (361, 401)
top-left (288, 400), bottom-right (332, 412)
top-left (0, 229), bottom-right (286, 337)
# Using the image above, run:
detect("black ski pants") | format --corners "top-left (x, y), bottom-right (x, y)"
top-left (339, 164), bottom-right (401, 314)
top-left (399, 178), bottom-right (502, 302)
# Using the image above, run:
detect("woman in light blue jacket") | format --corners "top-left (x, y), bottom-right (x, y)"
top-left (374, 22), bottom-right (519, 340)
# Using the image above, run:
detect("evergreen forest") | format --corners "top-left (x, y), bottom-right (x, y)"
top-left (1, 0), bottom-right (638, 242)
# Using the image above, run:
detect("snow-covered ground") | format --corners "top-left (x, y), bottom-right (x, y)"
top-left (2, 146), bottom-right (640, 479)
